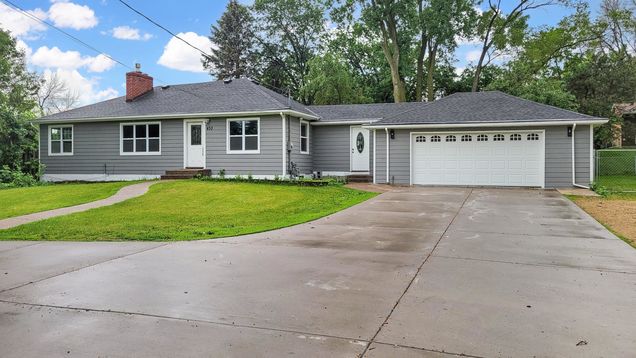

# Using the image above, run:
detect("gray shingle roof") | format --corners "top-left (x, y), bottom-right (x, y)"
top-left (39, 78), bottom-right (318, 121)
top-left (373, 91), bottom-right (603, 125)
top-left (307, 102), bottom-right (427, 121)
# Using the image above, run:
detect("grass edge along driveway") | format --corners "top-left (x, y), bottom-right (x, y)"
top-left (0, 180), bottom-right (377, 241)
top-left (0, 181), bottom-right (137, 220)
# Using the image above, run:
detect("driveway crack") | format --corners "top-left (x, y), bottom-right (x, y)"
top-left (359, 189), bottom-right (474, 357)
top-left (0, 243), bottom-right (168, 294)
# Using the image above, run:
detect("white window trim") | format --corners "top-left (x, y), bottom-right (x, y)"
top-left (120, 121), bottom-right (162, 156)
top-left (48, 124), bottom-right (74, 156)
top-left (300, 120), bottom-right (309, 154)
top-left (226, 117), bottom-right (261, 154)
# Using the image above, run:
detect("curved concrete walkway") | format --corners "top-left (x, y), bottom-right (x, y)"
top-left (0, 181), bottom-right (159, 230)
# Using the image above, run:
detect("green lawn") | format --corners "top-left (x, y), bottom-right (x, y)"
top-left (0, 181), bottom-right (136, 220)
top-left (0, 181), bottom-right (376, 241)
top-left (595, 175), bottom-right (636, 198)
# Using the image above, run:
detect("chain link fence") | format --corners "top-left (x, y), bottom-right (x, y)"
top-left (594, 149), bottom-right (636, 193)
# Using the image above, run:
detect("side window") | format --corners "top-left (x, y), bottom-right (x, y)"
top-left (49, 126), bottom-right (73, 155)
top-left (300, 121), bottom-right (309, 154)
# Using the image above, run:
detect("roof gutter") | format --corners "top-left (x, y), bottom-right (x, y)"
top-left (365, 119), bottom-right (608, 129)
top-left (34, 109), bottom-right (320, 124)
top-left (312, 119), bottom-right (380, 126)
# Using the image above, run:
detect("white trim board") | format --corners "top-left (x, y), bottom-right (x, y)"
top-left (42, 174), bottom-right (160, 182)
top-left (36, 109), bottom-right (319, 124)
top-left (365, 119), bottom-right (608, 129)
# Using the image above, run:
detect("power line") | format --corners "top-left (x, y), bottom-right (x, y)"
top-left (0, 0), bottom-right (134, 71)
top-left (116, 0), bottom-right (213, 61)
top-left (0, 0), bottom-right (213, 101)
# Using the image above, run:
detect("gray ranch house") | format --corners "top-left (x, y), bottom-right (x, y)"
top-left (38, 69), bottom-right (607, 188)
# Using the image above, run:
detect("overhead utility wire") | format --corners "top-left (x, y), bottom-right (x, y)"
top-left (1, 0), bottom-right (134, 71)
top-left (116, 0), bottom-right (213, 61)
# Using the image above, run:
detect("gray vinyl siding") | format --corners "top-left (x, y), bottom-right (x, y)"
top-left (312, 124), bottom-right (373, 174)
top-left (40, 120), bottom-right (182, 176)
top-left (289, 117), bottom-right (313, 175)
top-left (312, 125), bottom-right (350, 172)
top-left (373, 125), bottom-right (593, 188)
top-left (41, 116), bottom-right (285, 177)
top-left (205, 115), bottom-right (283, 176)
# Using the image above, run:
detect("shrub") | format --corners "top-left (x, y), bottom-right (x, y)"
top-left (0, 165), bottom-right (42, 189)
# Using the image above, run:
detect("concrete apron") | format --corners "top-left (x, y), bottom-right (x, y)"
top-left (0, 187), bottom-right (635, 357)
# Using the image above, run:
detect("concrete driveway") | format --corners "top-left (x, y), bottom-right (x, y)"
top-left (0, 188), bottom-right (635, 357)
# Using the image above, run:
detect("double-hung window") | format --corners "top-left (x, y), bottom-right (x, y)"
top-left (228, 118), bottom-right (259, 153)
top-left (121, 122), bottom-right (161, 155)
top-left (300, 121), bottom-right (309, 154)
top-left (49, 125), bottom-right (73, 155)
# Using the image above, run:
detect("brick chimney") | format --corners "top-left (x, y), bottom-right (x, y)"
top-left (126, 63), bottom-right (153, 101)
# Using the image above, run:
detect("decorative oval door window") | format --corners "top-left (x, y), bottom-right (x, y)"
top-left (356, 132), bottom-right (364, 153)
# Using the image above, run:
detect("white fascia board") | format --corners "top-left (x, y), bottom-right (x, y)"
top-left (312, 119), bottom-right (379, 126)
top-left (364, 119), bottom-right (608, 129)
top-left (34, 109), bottom-right (319, 124)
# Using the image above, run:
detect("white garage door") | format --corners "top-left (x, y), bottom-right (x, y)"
top-left (411, 131), bottom-right (544, 187)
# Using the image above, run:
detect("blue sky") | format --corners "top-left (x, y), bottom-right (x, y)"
top-left (1, 0), bottom-right (602, 106)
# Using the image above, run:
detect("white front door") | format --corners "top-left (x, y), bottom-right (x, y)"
top-left (350, 126), bottom-right (370, 172)
top-left (411, 131), bottom-right (544, 187)
top-left (186, 121), bottom-right (205, 168)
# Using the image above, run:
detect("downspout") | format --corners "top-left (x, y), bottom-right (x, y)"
top-left (385, 128), bottom-right (390, 184)
top-left (280, 112), bottom-right (286, 177)
top-left (571, 122), bottom-right (589, 189)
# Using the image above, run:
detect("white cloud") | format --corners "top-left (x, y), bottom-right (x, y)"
top-left (110, 25), bottom-right (152, 40)
top-left (48, 1), bottom-right (98, 30)
top-left (0, 1), bottom-right (98, 39)
top-left (16, 39), bottom-right (33, 58)
top-left (43, 68), bottom-right (119, 106)
top-left (157, 32), bottom-right (209, 73)
top-left (0, 3), bottom-right (48, 38)
top-left (31, 46), bottom-right (115, 73)
top-left (466, 49), bottom-right (482, 62)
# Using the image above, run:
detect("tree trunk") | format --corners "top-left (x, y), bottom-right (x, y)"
top-left (426, 44), bottom-right (437, 101)
top-left (471, 45), bottom-right (489, 92)
top-left (415, 32), bottom-right (427, 102)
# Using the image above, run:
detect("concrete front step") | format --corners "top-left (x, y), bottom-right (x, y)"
top-left (347, 174), bottom-right (373, 183)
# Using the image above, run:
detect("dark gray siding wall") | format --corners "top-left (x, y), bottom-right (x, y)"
top-left (40, 120), bottom-right (183, 176)
top-left (373, 125), bottom-right (593, 188)
top-left (312, 124), bottom-right (373, 174)
top-left (205, 115), bottom-right (283, 176)
top-left (312, 125), bottom-right (350, 172)
top-left (289, 117), bottom-right (313, 174)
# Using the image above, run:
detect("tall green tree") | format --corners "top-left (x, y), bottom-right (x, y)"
top-left (470, 0), bottom-right (562, 92)
top-left (0, 29), bottom-right (41, 180)
top-left (419, 0), bottom-right (478, 101)
top-left (301, 53), bottom-right (371, 104)
top-left (334, 0), bottom-right (419, 102)
top-left (252, 0), bottom-right (327, 102)
top-left (202, 0), bottom-right (256, 79)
